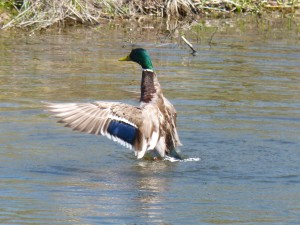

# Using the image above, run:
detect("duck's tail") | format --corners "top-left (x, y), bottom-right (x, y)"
top-left (167, 149), bottom-right (183, 160)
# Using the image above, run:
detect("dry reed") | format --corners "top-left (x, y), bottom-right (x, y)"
top-left (1, 0), bottom-right (299, 30)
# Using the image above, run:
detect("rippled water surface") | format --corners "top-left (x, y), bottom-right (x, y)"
top-left (1, 17), bottom-right (300, 224)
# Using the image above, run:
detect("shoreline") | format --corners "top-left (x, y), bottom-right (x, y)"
top-left (1, 0), bottom-right (299, 30)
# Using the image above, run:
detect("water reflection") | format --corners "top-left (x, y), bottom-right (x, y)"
top-left (132, 161), bottom-right (170, 222)
top-left (32, 160), bottom-right (175, 224)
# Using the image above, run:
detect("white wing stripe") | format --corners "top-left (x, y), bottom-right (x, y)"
top-left (109, 115), bottom-right (137, 128)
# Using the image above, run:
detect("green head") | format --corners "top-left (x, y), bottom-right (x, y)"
top-left (119, 48), bottom-right (153, 70)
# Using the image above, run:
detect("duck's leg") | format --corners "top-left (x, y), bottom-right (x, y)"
top-left (149, 149), bottom-right (163, 160)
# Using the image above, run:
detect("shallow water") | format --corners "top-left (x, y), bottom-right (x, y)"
top-left (1, 16), bottom-right (300, 224)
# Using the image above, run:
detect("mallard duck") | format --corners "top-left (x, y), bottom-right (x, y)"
top-left (46, 48), bottom-right (182, 159)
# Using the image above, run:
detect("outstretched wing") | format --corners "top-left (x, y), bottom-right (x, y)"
top-left (45, 101), bottom-right (143, 150)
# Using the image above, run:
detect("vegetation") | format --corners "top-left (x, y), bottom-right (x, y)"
top-left (1, 0), bottom-right (299, 30)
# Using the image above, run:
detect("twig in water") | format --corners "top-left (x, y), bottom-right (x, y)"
top-left (208, 27), bottom-right (218, 48)
top-left (181, 36), bottom-right (197, 55)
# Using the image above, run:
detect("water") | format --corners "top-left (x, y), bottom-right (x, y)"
top-left (1, 16), bottom-right (300, 224)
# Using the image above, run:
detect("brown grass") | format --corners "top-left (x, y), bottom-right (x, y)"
top-left (1, 0), bottom-right (299, 30)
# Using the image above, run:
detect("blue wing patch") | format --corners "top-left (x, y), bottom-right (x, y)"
top-left (107, 120), bottom-right (137, 145)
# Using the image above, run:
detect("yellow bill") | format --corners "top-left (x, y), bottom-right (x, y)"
top-left (118, 55), bottom-right (131, 61)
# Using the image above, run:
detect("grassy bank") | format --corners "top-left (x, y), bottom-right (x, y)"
top-left (1, 0), bottom-right (299, 30)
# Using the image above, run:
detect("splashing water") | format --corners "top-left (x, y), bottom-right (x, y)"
top-left (164, 156), bottom-right (201, 162)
